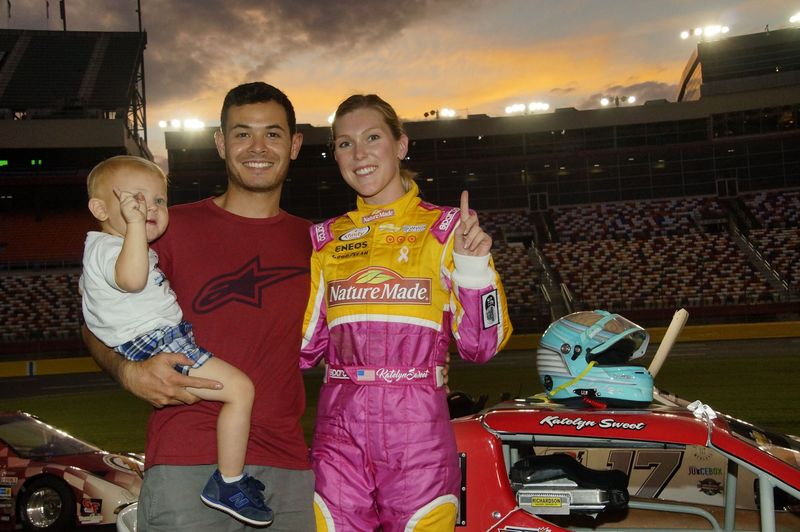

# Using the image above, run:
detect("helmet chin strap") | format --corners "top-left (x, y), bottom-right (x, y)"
top-left (548, 361), bottom-right (597, 398)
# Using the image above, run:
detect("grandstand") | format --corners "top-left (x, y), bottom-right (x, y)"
top-left (0, 27), bottom-right (798, 356)
top-left (164, 27), bottom-right (799, 333)
top-left (0, 28), bottom-right (149, 356)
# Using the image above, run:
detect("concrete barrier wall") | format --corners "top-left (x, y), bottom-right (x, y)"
top-left (504, 320), bottom-right (800, 351)
top-left (1, 321), bottom-right (798, 378)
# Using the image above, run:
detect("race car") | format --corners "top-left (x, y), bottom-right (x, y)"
top-left (452, 394), bottom-right (800, 531)
top-left (0, 411), bottom-right (142, 531)
top-left (450, 310), bottom-right (800, 531)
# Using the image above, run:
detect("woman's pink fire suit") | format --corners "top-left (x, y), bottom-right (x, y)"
top-left (301, 183), bottom-right (512, 531)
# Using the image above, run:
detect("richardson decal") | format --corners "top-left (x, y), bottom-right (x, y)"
top-left (438, 208), bottom-right (459, 232)
top-left (362, 209), bottom-right (394, 224)
top-left (328, 267), bottom-right (431, 306)
top-left (0, 477), bottom-right (17, 486)
top-left (339, 226), bottom-right (370, 241)
top-left (539, 415), bottom-right (646, 431)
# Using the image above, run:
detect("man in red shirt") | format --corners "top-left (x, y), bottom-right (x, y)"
top-left (84, 82), bottom-right (315, 531)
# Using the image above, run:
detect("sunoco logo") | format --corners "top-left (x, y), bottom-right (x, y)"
top-left (328, 267), bottom-right (431, 306)
top-left (339, 226), bottom-right (370, 241)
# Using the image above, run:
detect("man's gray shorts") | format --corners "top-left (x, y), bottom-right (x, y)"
top-left (138, 464), bottom-right (315, 531)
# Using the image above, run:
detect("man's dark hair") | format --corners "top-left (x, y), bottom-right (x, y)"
top-left (220, 82), bottom-right (297, 135)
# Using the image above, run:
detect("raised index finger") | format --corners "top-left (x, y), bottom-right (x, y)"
top-left (460, 190), bottom-right (470, 218)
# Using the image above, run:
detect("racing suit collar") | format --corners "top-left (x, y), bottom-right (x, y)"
top-left (349, 181), bottom-right (421, 225)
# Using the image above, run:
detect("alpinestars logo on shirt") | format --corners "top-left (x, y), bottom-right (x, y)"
top-left (328, 267), bottom-right (431, 306)
top-left (193, 256), bottom-right (308, 313)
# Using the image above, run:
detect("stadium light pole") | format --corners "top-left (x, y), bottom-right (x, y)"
top-left (600, 95), bottom-right (636, 107)
top-left (505, 102), bottom-right (549, 115)
top-left (679, 24), bottom-right (730, 41)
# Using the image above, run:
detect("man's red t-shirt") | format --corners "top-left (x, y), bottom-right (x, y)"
top-left (148, 198), bottom-right (311, 470)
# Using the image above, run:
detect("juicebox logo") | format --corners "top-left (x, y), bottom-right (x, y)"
top-left (328, 267), bottom-right (431, 306)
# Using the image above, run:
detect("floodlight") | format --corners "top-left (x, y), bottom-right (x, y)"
top-left (183, 119), bottom-right (205, 130)
top-left (440, 107), bottom-right (457, 118)
top-left (170, 119), bottom-right (181, 128)
top-left (680, 30), bottom-right (690, 39)
top-left (158, 120), bottom-right (167, 128)
top-left (626, 96), bottom-right (636, 104)
top-left (327, 112), bottom-right (335, 124)
top-left (791, 12), bottom-right (800, 23)
top-left (600, 97), bottom-right (610, 107)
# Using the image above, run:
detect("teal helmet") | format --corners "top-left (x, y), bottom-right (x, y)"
top-left (537, 310), bottom-right (653, 407)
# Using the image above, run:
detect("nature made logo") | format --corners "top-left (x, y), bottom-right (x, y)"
top-left (328, 267), bottom-right (431, 306)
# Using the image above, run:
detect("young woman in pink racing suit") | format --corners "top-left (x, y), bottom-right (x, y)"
top-left (301, 94), bottom-right (513, 531)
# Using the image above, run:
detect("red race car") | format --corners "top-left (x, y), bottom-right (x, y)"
top-left (0, 411), bottom-right (141, 531)
top-left (452, 310), bottom-right (800, 531)
top-left (452, 394), bottom-right (800, 531)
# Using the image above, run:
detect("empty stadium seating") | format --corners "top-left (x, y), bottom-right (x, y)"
top-left (0, 209), bottom-right (94, 265)
top-left (0, 271), bottom-right (82, 343)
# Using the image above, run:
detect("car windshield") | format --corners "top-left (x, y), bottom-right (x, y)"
top-left (0, 413), bottom-right (100, 458)
top-left (724, 415), bottom-right (800, 470)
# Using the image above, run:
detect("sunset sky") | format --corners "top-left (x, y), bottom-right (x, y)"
top-left (4, 0), bottom-right (798, 163)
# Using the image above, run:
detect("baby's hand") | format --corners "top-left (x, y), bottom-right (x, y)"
top-left (114, 188), bottom-right (146, 224)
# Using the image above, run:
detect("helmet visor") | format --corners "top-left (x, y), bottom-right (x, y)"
top-left (574, 311), bottom-right (649, 361)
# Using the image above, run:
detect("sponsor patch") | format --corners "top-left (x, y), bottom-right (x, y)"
top-left (339, 226), bottom-right (370, 241)
top-left (328, 267), bottom-right (431, 306)
top-left (328, 368), bottom-right (349, 380)
top-left (481, 289), bottom-right (499, 329)
top-left (80, 498), bottom-right (102, 517)
top-left (334, 241), bottom-right (368, 253)
top-left (0, 477), bottom-right (17, 486)
top-left (356, 369), bottom-right (375, 381)
top-left (499, 527), bottom-right (552, 532)
top-left (689, 466), bottom-right (723, 476)
top-left (697, 478), bottom-right (723, 496)
top-left (313, 223), bottom-right (326, 244)
top-left (362, 209), bottom-right (394, 224)
top-left (0, 487), bottom-right (10, 499)
top-left (385, 234), bottom-right (417, 244)
top-left (437, 207), bottom-right (459, 232)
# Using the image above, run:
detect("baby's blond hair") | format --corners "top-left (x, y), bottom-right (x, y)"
top-left (87, 155), bottom-right (167, 198)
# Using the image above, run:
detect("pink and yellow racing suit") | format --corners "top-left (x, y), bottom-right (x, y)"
top-left (301, 182), bottom-right (512, 531)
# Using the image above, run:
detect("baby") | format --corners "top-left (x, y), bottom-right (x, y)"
top-left (79, 155), bottom-right (272, 527)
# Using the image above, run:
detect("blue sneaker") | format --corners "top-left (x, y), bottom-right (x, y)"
top-left (200, 469), bottom-right (274, 527)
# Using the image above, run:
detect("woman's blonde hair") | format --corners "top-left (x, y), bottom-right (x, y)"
top-left (332, 94), bottom-right (417, 191)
